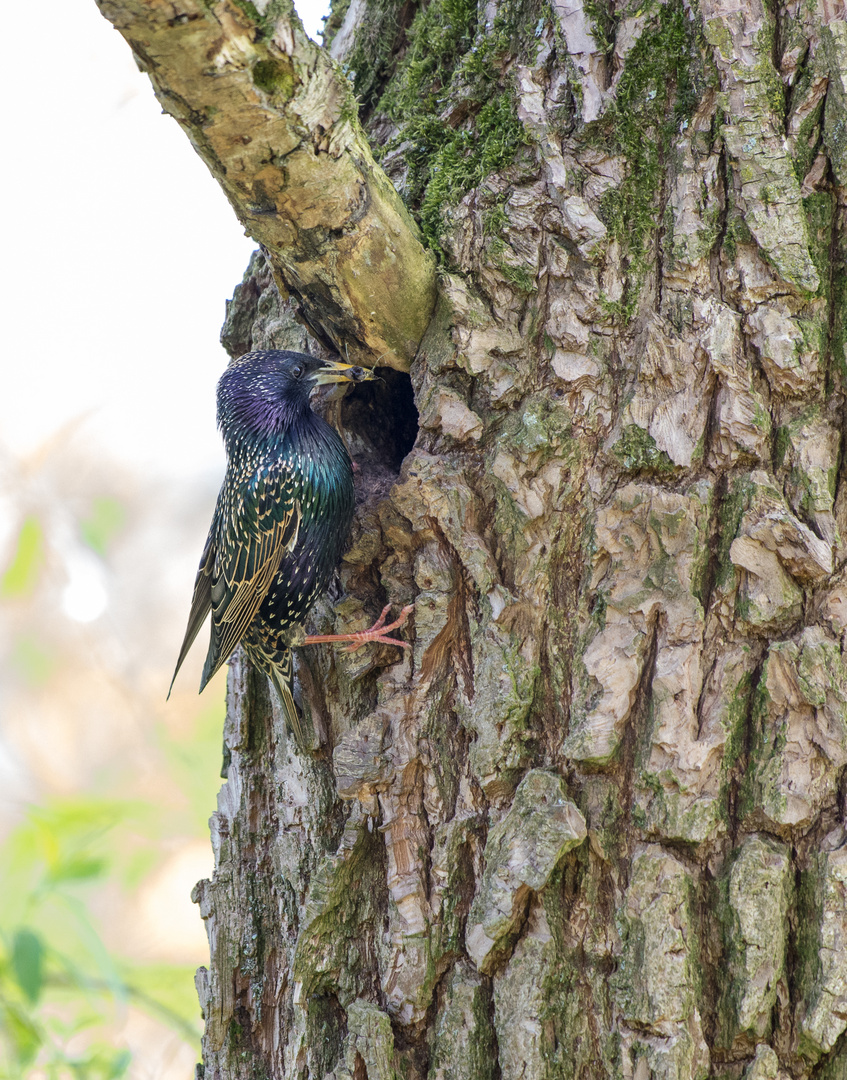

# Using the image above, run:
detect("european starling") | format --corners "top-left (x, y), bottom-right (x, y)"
top-left (169, 350), bottom-right (411, 744)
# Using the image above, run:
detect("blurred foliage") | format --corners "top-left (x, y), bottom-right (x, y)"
top-left (0, 799), bottom-right (203, 1078)
top-left (79, 498), bottom-right (126, 559)
top-left (0, 459), bottom-right (226, 1078)
top-left (1, 518), bottom-right (45, 600)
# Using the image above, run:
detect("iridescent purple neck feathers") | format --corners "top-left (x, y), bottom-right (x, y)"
top-left (217, 352), bottom-right (314, 444)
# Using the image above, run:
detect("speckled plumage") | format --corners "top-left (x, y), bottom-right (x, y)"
top-left (170, 350), bottom-right (363, 742)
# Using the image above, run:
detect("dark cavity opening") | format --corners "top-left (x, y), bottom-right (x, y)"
top-left (340, 367), bottom-right (418, 474)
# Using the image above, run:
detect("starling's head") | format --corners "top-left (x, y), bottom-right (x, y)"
top-left (218, 350), bottom-right (374, 438)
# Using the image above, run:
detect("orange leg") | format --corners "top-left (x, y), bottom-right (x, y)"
top-left (303, 604), bottom-right (414, 652)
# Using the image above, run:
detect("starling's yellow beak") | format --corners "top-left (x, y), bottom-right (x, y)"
top-left (313, 360), bottom-right (376, 385)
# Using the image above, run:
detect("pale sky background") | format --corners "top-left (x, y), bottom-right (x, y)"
top-left (1, 0), bottom-right (330, 478)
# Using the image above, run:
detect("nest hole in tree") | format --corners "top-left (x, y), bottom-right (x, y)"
top-left (339, 367), bottom-right (418, 501)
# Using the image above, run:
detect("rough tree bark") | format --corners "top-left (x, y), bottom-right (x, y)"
top-left (99, 0), bottom-right (847, 1077)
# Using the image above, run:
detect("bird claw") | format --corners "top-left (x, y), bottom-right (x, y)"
top-left (303, 604), bottom-right (414, 652)
top-left (341, 603), bottom-right (414, 652)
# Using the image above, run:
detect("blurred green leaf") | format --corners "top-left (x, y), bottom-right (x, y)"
top-left (106, 1047), bottom-right (132, 1078)
top-left (79, 497), bottom-right (126, 558)
top-left (30, 798), bottom-right (126, 863)
top-left (47, 856), bottom-right (108, 885)
top-left (11, 930), bottom-right (43, 1004)
top-left (0, 999), bottom-right (41, 1066)
top-left (1, 517), bottom-right (45, 599)
top-left (10, 634), bottom-right (57, 686)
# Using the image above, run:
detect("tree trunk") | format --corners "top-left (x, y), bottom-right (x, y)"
top-left (100, 0), bottom-right (847, 1076)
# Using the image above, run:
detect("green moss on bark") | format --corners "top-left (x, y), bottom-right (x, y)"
top-left (337, 0), bottom-right (413, 110)
top-left (592, 0), bottom-right (712, 319)
top-left (612, 425), bottom-right (676, 474)
top-left (714, 474), bottom-right (753, 590)
top-left (418, 94), bottom-right (529, 248)
top-left (252, 57), bottom-right (295, 101)
top-left (375, 0), bottom-right (538, 251)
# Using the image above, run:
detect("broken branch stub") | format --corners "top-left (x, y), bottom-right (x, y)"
top-left (94, 0), bottom-right (437, 371)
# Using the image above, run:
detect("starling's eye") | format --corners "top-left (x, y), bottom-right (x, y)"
top-left (290, 363), bottom-right (304, 379)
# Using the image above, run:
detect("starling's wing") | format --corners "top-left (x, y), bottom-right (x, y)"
top-left (199, 476), bottom-right (302, 690)
top-left (167, 528), bottom-right (215, 699)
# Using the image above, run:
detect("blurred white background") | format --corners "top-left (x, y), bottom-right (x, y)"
top-left (0, 0), bottom-right (330, 1074)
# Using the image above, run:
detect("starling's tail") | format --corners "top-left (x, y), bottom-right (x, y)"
top-left (246, 643), bottom-right (308, 748)
top-left (267, 652), bottom-right (306, 747)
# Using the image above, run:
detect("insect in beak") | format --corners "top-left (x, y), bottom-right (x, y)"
top-left (313, 360), bottom-right (376, 385)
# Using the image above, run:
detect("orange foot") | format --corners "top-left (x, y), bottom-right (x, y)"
top-left (303, 604), bottom-right (414, 652)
